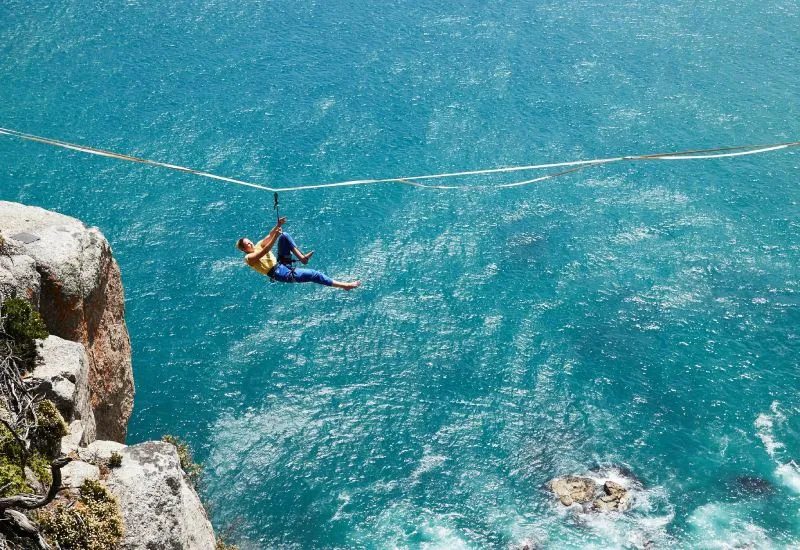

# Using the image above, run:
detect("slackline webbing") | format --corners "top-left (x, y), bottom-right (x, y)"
top-left (1, 126), bottom-right (798, 193)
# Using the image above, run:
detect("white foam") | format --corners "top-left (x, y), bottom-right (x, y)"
top-left (754, 402), bottom-right (800, 495)
top-left (775, 461), bottom-right (800, 495)
top-left (686, 502), bottom-right (772, 548)
top-left (754, 413), bottom-right (784, 458)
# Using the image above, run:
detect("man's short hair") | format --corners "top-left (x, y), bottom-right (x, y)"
top-left (236, 238), bottom-right (246, 251)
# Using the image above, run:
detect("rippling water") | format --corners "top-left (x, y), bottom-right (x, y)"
top-left (1, 1), bottom-right (799, 547)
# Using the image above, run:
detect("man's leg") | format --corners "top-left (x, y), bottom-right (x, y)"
top-left (277, 233), bottom-right (313, 265)
top-left (276, 234), bottom-right (295, 264)
top-left (290, 268), bottom-right (333, 286)
top-left (291, 268), bottom-right (360, 290)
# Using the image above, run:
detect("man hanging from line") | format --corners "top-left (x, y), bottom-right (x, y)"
top-left (237, 217), bottom-right (360, 290)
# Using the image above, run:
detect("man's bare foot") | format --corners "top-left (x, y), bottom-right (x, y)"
top-left (343, 280), bottom-right (360, 291)
top-left (301, 250), bottom-right (314, 265)
top-left (332, 280), bottom-right (360, 291)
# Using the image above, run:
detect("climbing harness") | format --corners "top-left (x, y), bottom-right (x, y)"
top-left (0, 126), bottom-right (798, 193)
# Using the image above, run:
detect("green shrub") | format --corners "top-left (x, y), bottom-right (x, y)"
top-left (0, 459), bottom-right (30, 497)
top-left (1, 297), bottom-right (48, 370)
top-left (216, 539), bottom-right (240, 550)
top-left (38, 479), bottom-right (124, 550)
top-left (31, 400), bottom-right (68, 457)
top-left (0, 421), bottom-right (52, 497)
top-left (108, 451), bottom-right (122, 469)
top-left (162, 434), bottom-right (202, 487)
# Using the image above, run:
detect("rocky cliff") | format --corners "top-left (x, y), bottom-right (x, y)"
top-left (0, 201), bottom-right (133, 442)
top-left (1, 201), bottom-right (217, 549)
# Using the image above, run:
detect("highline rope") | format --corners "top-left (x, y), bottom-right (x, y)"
top-left (1, 126), bottom-right (797, 193)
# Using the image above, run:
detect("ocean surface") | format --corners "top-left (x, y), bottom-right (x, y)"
top-left (1, 1), bottom-right (799, 547)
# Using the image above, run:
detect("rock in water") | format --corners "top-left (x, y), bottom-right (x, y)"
top-left (549, 471), bottom-right (635, 512)
top-left (0, 201), bottom-right (133, 442)
top-left (731, 475), bottom-right (774, 497)
top-left (604, 480), bottom-right (626, 497)
top-left (549, 476), bottom-right (597, 504)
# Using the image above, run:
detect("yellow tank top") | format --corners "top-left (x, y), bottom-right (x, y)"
top-left (247, 242), bottom-right (277, 276)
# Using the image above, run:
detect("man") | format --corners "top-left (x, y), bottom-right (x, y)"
top-left (237, 217), bottom-right (360, 290)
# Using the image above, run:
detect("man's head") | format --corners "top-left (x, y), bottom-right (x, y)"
top-left (236, 238), bottom-right (255, 253)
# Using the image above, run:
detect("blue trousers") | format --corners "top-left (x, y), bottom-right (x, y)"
top-left (271, 233), bottom-right (333, 286)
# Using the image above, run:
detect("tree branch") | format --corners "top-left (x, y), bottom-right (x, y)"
top-left (0, 456), bottom-right (72, 511)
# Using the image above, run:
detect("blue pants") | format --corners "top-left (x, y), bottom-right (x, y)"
top-left (271, 234), bottom-right (333, 286)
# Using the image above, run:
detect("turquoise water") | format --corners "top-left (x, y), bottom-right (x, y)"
top-left (2, 1), bottom-right (799, 547)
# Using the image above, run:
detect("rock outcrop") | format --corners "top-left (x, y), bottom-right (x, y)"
top-left (31, 335), bottom-right (96, 446)
top-left (105, 441), bottom-right (217, 550)
top-left (592, 480), bottom-right (630, 512)
top-left (548, 467), bottom-right (640, 513)
top-left (549, 476), bottom-right (597, 507)
top-left (2, 202), bottom-right (217, 549)
top-left (0, 201), bottom-right (133, 442)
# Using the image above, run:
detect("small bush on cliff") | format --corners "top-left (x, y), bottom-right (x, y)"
top-left (216, 538), bottom-right (240, 550)
top-left (0, 420), bottom-right (53, 496)
top-left (38, 479), bottom-right (124, 550)
top-left (108, 451), bottom-right (123, 469)
top-left (163, 434), bottom-right (202, 487)
top-left (31, 400), bottom-right (69, 457)
top-left (1, 297), bottom-right (48, 370)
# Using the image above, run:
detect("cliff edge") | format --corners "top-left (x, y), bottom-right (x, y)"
top-left (0, 201), bottom-right (133, 442)
top-left (1, 201), bottom-right (218, 549)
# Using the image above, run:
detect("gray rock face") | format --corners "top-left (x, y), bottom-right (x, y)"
top-left (31, 335), bottom-right (96, 445)
top-left (61, 420), bottom-right (85, 456)
top-left (79, 439), bottom-right (127, 463)
top-left (61, 460), bottom-right (100, 490)
top-left (0, 201), bottom-right (133, 442)
top-left (0, 253), bottom-right (39, 304)
top-left (106, 441), bottom-right (216, 550)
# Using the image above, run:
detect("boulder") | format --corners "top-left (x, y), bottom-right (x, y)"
top-left (549, 470), bottom-right (635, 513)
top-left (105, 441), bottom-right (216, 550)
top-left (0, 201), bottom-right (133, 442)
top-left (79, 439), bottom-right (127, 463)
top-left (61, 460), bottom-right (100, 489)
top-left (549, 476), bottom-right (596, 504)
top-left (31, 335), bottom-right (96, 445)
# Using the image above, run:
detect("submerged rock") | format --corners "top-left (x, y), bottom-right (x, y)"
top-left (730, 475), bottom-right (774, 497)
